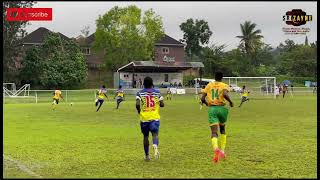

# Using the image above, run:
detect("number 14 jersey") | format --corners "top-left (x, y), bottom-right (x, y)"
top-left (204, 81), bottom-right (230, 106)
top-left (136, 88), bottom-right (164, 122)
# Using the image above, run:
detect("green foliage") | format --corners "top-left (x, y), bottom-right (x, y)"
top-left (236, 21), bottom-right (264, 66)
top-left (94, 5), bottom-right (164, 71)
top-left (180, 18), bottom-right (213, 57)
top-left (276, 75), bottom-right (316, 86)
top-left (199, 34), bottom-right (316, 79)
top-left (276, 43), bottom-right (317, 77)
top-left (3, 1), bottom-right (36, 82)
top-left (20, 33), bottom-right (88, 89)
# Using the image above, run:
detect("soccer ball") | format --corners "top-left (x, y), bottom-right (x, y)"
top-left (70, 102), bottom-right (73, 106)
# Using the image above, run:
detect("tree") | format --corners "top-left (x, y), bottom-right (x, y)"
top-left (276, 42), bottom-right (316, 77)
top-left (77, 25), bottom-right (91, 47)
top-left (255, 43), bottom-right (275, 66)
top-left (180, 18), bottom-right (212, 58)
top-left (81, 25), bottom-right (90, 37)
top-left (278, 39), bottom-right (296, 52)
top-left (236, 21), bottom-right (263, 66)
top-left (94, 5), bottom-right (164, 71)
top-left (3, 1), bottom-right (36, 82)
top-left (20, 33), bottom-right (88, 89)
top-left (305, 36), bottom-right (309, 46)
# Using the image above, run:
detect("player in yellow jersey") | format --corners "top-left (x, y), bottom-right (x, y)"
top-left (201, 72), bottom-right (234, 163)
top-left (238, 85), bottom-right (250, 108)
top-left (95, 85), bottom-right (108, 112)
top-left (114, 85), bottom-right (125, 109)
top-left (199, 85), bottom-right (206, 110)
top-left (52, 88), bottom-right (64, 110)
top-left (136, 77), bottom-right (164, 161)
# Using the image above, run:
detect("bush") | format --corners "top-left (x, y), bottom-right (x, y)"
top-left (276, 75), bottom-right (316, 86)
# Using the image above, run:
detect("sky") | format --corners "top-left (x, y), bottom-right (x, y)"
top-left (26, 1), bottom-right (317, 51)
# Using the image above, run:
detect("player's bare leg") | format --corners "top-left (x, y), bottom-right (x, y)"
top-left (210, 124), bottom-right (220, 163)
top-left (238, 99), bottom-right (244, 107)
top-left (52, 100), bottom-right (57, 110)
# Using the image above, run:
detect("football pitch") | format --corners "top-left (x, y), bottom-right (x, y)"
top-left (3, 94), bottom-right (317, 178)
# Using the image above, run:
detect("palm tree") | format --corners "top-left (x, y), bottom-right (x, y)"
top-left (236, 21), bottom-right (263, 65)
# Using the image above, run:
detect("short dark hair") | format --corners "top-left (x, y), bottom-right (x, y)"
top-left (242, 85), bottom-right (246, 89)
top-left (143, 77), bottom-right (153, 88)
top-left (119, 85), bottom-right (122, 89)
top-left (102, 85), bottom-right (106, 88)
top-left (215, 72), bottom-right (223, 81)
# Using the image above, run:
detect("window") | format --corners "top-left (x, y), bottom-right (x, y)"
top-left (162, 47), bottom-right (169, 54)
top-left (82, 48), bottom-right (91, 55)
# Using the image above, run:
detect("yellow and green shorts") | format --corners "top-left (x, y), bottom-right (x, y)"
top-left (208, 105), bottom-right (229, 125)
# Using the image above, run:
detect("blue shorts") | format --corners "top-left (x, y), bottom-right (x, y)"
top-left (140, 120), bottom-right (160, 136)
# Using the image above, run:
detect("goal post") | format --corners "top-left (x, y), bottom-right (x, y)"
top-left (222, 77), bottom-right (277, 99)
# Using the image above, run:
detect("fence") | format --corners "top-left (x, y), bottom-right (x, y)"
top-left (3, 87), bottom-right (316, 104)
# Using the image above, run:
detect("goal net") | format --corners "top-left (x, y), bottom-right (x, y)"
top-left (3, 83), bottom-right (35, 104)
top-left (222, 77), bottom-right (277, 99)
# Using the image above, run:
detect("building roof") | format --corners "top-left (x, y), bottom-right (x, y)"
top-left (117, 61), bottom-right (204, 73)
top-left (155, 34), bottom-right (184, 46)
top-left (21, 27), bottom-right (70, 44)
top-left (83, 33), bottom-right (185, 46)
top-left (86, 33), bottom-right (95, 44)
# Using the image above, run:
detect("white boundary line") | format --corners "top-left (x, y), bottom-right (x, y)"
top-left (3, 154), bottom-right (43, 178)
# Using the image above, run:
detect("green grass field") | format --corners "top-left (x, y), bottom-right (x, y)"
top-left (3, 93), bottom-right (317, 178)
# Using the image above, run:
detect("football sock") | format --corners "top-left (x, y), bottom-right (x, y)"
top-left (211, 137), bottom-right (218, 150)
top-left (153, 137), bottom-right (159, 146)
top-left (220, 134), bottom-right (226, 152)
top-left (144, 145), bottom-right (149, 156)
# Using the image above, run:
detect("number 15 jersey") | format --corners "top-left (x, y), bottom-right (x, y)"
top-left (136, 88), bottom-right (164, 122)
top-left (204, 81), bottom-right (230, 106)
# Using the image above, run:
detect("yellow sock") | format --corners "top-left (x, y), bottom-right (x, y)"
top-left (211, 137), bottom-right (218, 150)
top-left (220, 134), bottom-right (227, 152)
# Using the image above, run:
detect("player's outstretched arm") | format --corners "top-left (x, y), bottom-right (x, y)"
top-left (223, 89), bottom-right (233, 107)
top-left (136, 99), bottom-right (141, 114)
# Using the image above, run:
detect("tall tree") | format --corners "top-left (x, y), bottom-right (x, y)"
top-left (77, 25), bottom-right (91, 46)
top-left (94, 5), bottom-right (164, 71)
top-left (20, 33), bottom-right (88, 89)
top-left (278, 39), bottom-right (296, 52)
top-left (236, 21), bottom-right (263, 66)
top-left (80, 25), bottom-right (90, 37)
top-left (179, 18), bottom-right (212, 58)
top-left (3, 1), bottom-right (36, 82)
top-left (305, 36), bottom-right (309, 46)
